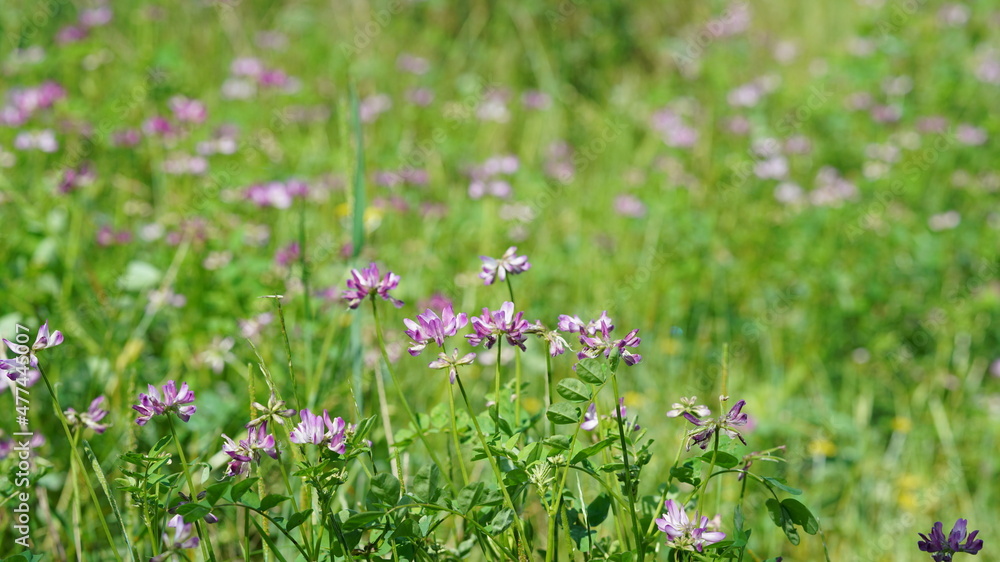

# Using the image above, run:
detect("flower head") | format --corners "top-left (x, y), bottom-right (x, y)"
top-left (427, 348), bottom-right (477, 384)
top-left (246, 391), bottom-right (297, 429)
top-left (479, 246), bottom-right (531, 285)
top-left (576, 312), bottom-right (642, 366)
top-left (222, 424), bottom-right (279, 477)
top-left (655, 499), bottom-right (726, 553)
top-left (64, 396), bottom-right (110, 434)
top-left (525, 321), bottom-right (571, 357)
top-left (581, 403), bottom-right (599, 431)
top-left (918, 519), bottom-right (984, 561)
top-left (683, 399), bottom-right (749, 450)
top-left (151, 514), bottom-right (200, 562)
top-left (666, 396), bottom-right (711, 418)
top-left (132, 381), bottom-right (197, 425)
top-left (403, 305), bottom-right (468, 356)
top-left (3, 322), bottom-right (63, 373)
top-left (289, 409), bottom-right (348, 454)
top-left (466, 302), bottom-right (530, 350)
top-left (342, 263), bottom-right (403, 309)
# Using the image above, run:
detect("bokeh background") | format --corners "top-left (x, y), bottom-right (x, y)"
top-left (1, 0), bottom-right (999, 560)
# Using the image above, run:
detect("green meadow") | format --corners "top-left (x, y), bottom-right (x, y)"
top-left (0, 1), bottom-right (997, 560)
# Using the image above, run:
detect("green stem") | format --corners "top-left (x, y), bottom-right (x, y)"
top-left (69, 428), bottom-right (83, 560)
top-left (35, 365), bottom-right (122, 562)
top-left (611, 369), bottom-right (644, 562)
top-left (273, 298), bottom-right (302, 411)
top-left (545, 344), bottom-right (554, 438)
top-left (455, 374), bottom-right (529, 561)
top-left (505, 277), bottom-right (522, 429)
top-left (448, 383), bottom-right (470, 486)
top-left (167, 416), bottom-right (216, 562)
top-left (369, 297), bottom-right (454, 491)
top-left (494, 343), bottom-right (502, 441)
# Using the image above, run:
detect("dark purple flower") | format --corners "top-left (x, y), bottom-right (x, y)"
top-left (466, 301), bottom-right (529, 351)
top-left (289, 409), bottom-right (348, 454)
top-left (64, 396), bottom-right (110, 434)
top-left (275, 242), bottom-right (300, 267)
top-left (427, 348), bottom-right (477, 383)
top-left (342, 263), bottom-right (403, 309)
top-left (479, 246), bottom-right (531, 285)
top-left (576, 312), bottom-right (642, 366)
top-left (132, 381), bottom-right (197, 425)
top-left (656, 499), bottom-right (726, 553)
top-left (403, 304), bottom-right (468, 356)
top-left (59, 162), bottom-right (96, 193)
top-left (683, 399), bottom-right (749, 450)
top-left (918, 519), bottom-right (984, 561)
top-left (221, 424), bottom-right (279, 477)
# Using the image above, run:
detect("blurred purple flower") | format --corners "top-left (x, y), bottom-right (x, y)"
top-left (132, 381), bottom-right (197, 425)
top-left (59, 162), bottom-right (96, 193)
top-left (342, 263), bottom-right (403, 309)
top-left (169, 96), bottom-right (207, 124)
top-left (275, 242), bottom-right (300, 267)
top-left (581, 403), bottom-right (598, 431)
top-left (479, 246), bottom-right (531, 285)
top-left (614, 194), bottom-right (646, 218)
top-left (64, 396), bottom-right (110, 434)
top-left (151, 515), bottom-right (199, 562)
top-left (14, 130), bottom-right (58, 152)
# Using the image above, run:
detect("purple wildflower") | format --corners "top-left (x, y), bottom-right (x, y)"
top-left (64, 396), bottom-right (110, 434)
top-left (151, 515), bottom-right (199, 562)
top-left (428, 348), bottom-right (477, 383)
top-left (342, 263), bottom-right (403, 309)
top-left (479, 246), bottom-right (531, 285)
top-left (466, 301), bottom-right (530, 350)
top-left (683, 399), bottom-right (749, 450)
top-left (3, 321), bottom-right (63, 366)
top-left (221, 424), bottom-right (279, 477)
top-left (576, 313), bottom-right (642, 366)
top-left (289, 409), bottom-right (347, 454)
top-left (132, 381), bottom-right (197, 425)
top-left (655, 499), bottom-right (726, 553)
top-left (525, 321), bottom-right (571, 357)
top-left (169, 96), bottom-right (207, 124)
top-left (918, 519), bottom-right (984, 561)
top-left (581, 403), bottom-right (599, 431)
top-left (403, 305), bottom-right (468, 356)
top-left (666, 397), bottom-right (711, 418)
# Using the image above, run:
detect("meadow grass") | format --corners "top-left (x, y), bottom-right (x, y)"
top-left (0, 0), bottom-right (998, 560)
